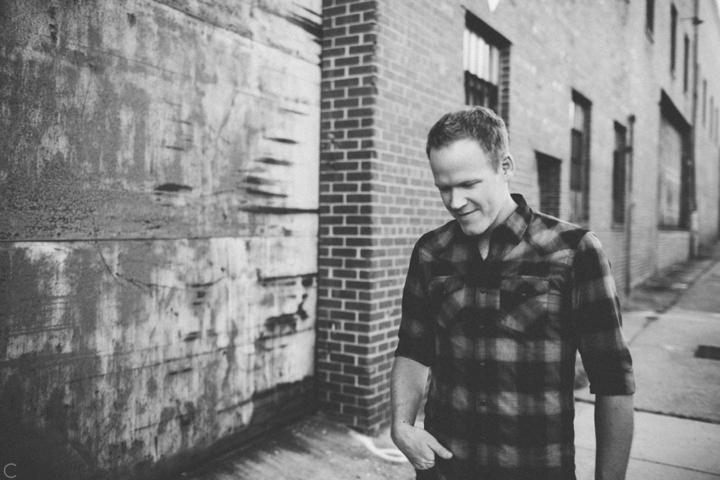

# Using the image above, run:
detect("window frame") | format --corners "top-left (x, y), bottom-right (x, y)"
top-left (670, 4), bottom-right (677, 72)
top-left (612, 122), bottom-right (628, 228)
top-left (711, 96), bottom-right (715, 139)
top-left (464, 11), bottom-right (512, 126)
top-left (569, 90), bottom-right (592, 226)
top-left (703, 79), bottom-right (707, 126)
top-left (646, 0), bottom-right (656, 36)
top-left (683, 34), bottom-right (690, 92)
top-left (658, 91), bottom-right (692, 230)
top-left (536, 151), bottom-right (562, 219)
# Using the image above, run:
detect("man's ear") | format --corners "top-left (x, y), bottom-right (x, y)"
top-left (500, 154), bottom-right (515, 179)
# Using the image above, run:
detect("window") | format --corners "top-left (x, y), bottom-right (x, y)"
top-left (464, 12), bottom-right (511, 124)
top-left (613, 122), bottom-right (628, 225)
top-left (711, 96), bottom-right (715, 139)
top-left (569, 91), bottom-right (592, 225)
top-left (536, 152), bottom-right (562, 218)
top-left (658, 91), bottom-right (691, 229)
top-left (670, 5), bottom-right (677, 71)
top-left (646, 0), bottom-right (655, 35)
top-left (703, 79), bottom-right (707, 126)
top-left (683, 35), bottom-right (690, 92)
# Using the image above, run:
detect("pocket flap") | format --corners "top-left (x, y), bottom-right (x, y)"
top-left (499, 276), bottom-right (550, 333)
top-left (429, 275), bottom-right (471, 329)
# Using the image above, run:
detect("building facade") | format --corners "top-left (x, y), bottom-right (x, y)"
top-left (317, 0), bottom-right (720, 433)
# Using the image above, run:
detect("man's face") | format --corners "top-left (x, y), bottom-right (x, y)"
top-left (428, 138), bottom-right (513, 237)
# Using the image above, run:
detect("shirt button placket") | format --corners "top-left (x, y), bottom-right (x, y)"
top-left (477, 394), bottom-right (488, 442)
top-left (477, 361), bottom-right (488, 410)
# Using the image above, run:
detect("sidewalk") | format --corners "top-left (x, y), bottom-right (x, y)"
top-left (573, 309), bottom-right (720, 479)
top-left (573, 254), bottom-right (720, 479)
top-left (182, 251), bottom-right (720, 480)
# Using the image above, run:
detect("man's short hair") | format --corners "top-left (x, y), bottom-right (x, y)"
top-left (426, 106), bottom-right (509, 169)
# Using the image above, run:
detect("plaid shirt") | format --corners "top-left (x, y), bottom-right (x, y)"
top-left (396, 194), bottom-right (635, 480)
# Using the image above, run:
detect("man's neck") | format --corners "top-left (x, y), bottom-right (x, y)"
top-left (476, 193), bottom-right (517, 260)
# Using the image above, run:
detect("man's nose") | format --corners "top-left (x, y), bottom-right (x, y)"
top-left (448, 188), bottom-right (467, 210)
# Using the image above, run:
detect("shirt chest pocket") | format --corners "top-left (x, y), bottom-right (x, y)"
top-left (428, 275), bottom-right (475, 329)
top-left (499, 276), bottom-right (558, 335)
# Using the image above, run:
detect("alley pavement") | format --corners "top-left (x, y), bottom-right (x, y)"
top-left (181, 253), bottom-right (720, 480)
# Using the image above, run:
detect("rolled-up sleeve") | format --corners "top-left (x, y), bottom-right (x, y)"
top-left (395, 243), bottom-right (436, 366)
top-left (572, 232), bottom-right (635, 395)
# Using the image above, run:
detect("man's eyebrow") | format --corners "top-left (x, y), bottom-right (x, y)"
top-left (435, 179), bottom-right (479, 188)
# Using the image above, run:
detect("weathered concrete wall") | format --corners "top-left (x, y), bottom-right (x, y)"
top-left (0, 0), bottom-right (321, 478)
top-left (0, 0), bottom-right (320, 239)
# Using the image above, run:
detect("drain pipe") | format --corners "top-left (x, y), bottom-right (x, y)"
top-left (625, 114), bottom-right (636, 297)
top-left (689, 0), bottom-right (701, 257)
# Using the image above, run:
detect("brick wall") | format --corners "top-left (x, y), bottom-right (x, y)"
top-left (658, 230), bottom-right (692, 271)
top-left (317, 0), bottom-right (386, 432)
top-left (317, 0), bottom-right (460, 432)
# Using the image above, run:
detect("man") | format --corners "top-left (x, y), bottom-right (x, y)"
top-left (391, 107), bottom-right (635, 480)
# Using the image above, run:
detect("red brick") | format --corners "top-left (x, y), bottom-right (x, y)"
top-left (335, 35), bottom-right (361, 46)
top-left (336, 78), bottom-right (361, 88)
top-left (324, 26), bottom-right (347, 38)
top-left (343, 385), bottom-right (374, 396)
top-left (335, 119), bottom-right (360, 129)
top-left (347, 150), bottom-right (375, 159)
top-left (335, 56), bottom-right (361, 67)
top-left (334, 98), bottom-right (360, 108)
top-left (350, 1), bottom-right (376, 12)
top-left (343, 322), bottom-right (373, 333)
top-left (349, 23), bottom-right (374, 34)
top-left (324, 5), bottom-right (347, 16)
top-left (349, 44), bottom-right (374, 55)
top-left (330, 353), bottom-right (357, 365)
top-left (335, 14), bottom-right (361, 26)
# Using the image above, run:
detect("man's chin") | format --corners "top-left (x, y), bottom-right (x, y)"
top-left (457, 220), bottom-right (489, 237)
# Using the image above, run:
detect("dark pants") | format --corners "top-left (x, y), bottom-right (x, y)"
top-left (415, 466), bottom-right (438, 480)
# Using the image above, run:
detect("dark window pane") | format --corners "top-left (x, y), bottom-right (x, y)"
top-left (536, 152), bottom-right (561, 218)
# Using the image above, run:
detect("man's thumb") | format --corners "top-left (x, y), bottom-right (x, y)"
top-left (429, 439), bottom-right (453, 459)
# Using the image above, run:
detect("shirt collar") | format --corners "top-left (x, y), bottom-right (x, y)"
top-left (490, 193), bottom-right (531, 245)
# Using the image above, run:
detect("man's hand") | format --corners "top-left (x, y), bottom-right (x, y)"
top-left (391, 422), bottom-right (453, 470)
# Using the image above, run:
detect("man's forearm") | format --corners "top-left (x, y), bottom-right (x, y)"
top-left (391, 356), bottom-right (429, 429)
top-left (594, 394), bottom-right (634, 480)
top-left (391, 356), bottom-right (455, 469)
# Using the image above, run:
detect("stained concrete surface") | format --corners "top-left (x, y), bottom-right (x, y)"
top-left (181, 413), bottom-right (415, 480)
top-left (183, 253), bottom-right (720, 480)
top-left (575, 404), bottom-right (720, 480)
top-left (574, 257), bottom-right (720, 478)
top-left (576, 260), bottom-right (720, 422)
top-left (575, 309), bottom-right (720, 423)
top-left (575, 402), bottom-right (720, 480)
